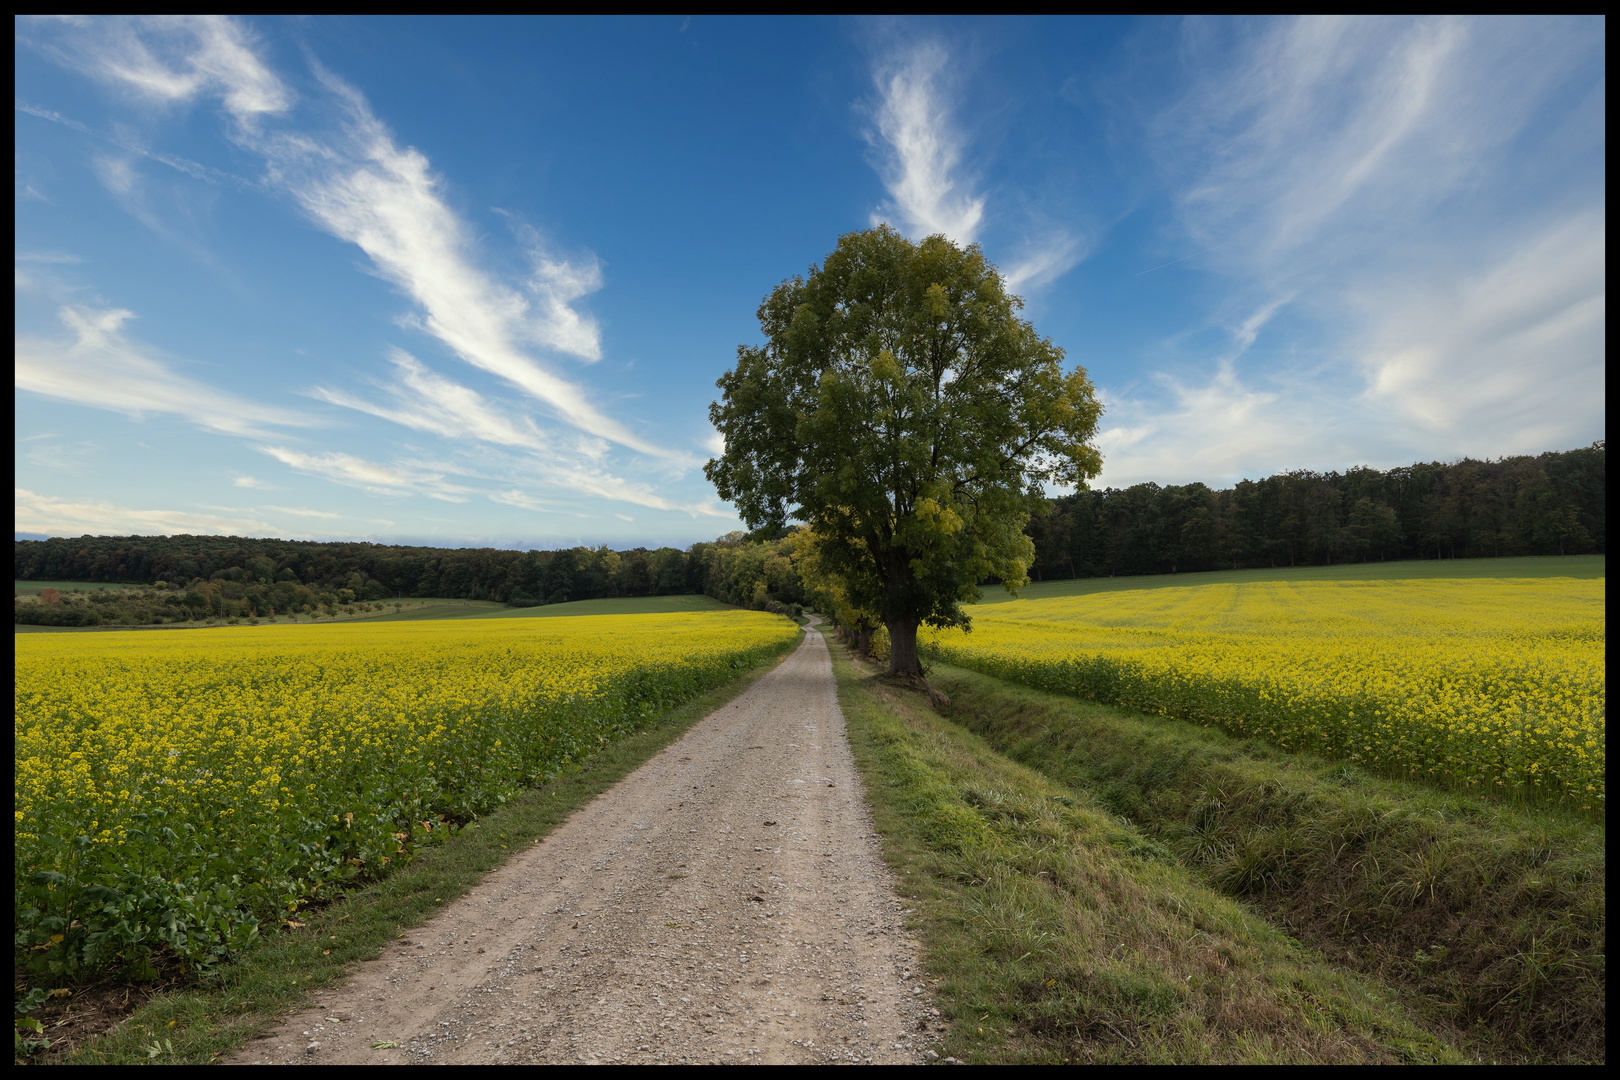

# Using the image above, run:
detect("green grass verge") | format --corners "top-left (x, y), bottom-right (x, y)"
top-left (926, 661), bottom-right (1605, 1063)
top-left (831, 644), bottom-right (1463, 1064)
top-left (977, 554), bottom-right (1606, 605)
top-left (361, 598), bottom-right (509, 621)
top-left (49, 636), bottom-right (800, 1066)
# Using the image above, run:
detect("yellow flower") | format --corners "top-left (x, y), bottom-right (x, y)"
top-left (15, 609), bottom-right (797, 960)
top-left (935, 575), bottom-right (1604, 809)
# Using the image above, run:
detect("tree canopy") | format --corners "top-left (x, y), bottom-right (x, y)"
top-left (706, 225), bottom-right (1104, 675)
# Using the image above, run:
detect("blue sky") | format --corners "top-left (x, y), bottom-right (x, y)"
top-left (15, 16), bottom-right (1606, 549)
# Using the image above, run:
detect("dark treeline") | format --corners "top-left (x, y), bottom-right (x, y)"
top-left (1027, 443), bottom-right (1604, 579)
top-left (14, 444), bottom-right (1605, 614)
top-left (12, 535), bottom-right (793, 607)
top-left (13, 532), bottom-right (813, 627)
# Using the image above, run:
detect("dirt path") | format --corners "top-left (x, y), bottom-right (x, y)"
top-left (230, 618), bottom-right (942, 1065)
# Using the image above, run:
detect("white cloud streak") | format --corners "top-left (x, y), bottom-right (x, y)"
top-left (1355, 210), bottom-right (1606, 444)
top-left (15, 486), bottom-right (282, 538)
top-left (16, 98), bottom-right (238, 185)
top-left (311, 349), bottom-right (550, 452)
top-left (865, 41), bottom-right (984, 245)
top-left (252, 73), bottom-right (673, 457)
top-left (20, 15), bottom-right (291, 125)
top-left (1158, 16), bottom-right (1570, 278)
top-left (538, 466), bottom-right (732, 518)
top-left (1001, 232), bottom-right (1089, 294)
top-left (1098, 15), bottom-right (1607, 484)
top-left (862, 38), bottom-right (1088, 293)
top-left (307, 350), bottom-right (728, 516)
top-left (25, 16), bottom-right (686, 466)
top-left (15, 305), bottom-right (311, 438)
top-left (1092, 366), bottom-right (1322, 489)
top-left (255, 432), bottom-right (728, 517)
top-left (258, 445), bottom-right (472, 502)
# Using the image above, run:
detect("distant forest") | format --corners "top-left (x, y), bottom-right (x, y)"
top-left (14, 443), bottom-right (1605, 620)
top-left (1028, 442), bottom-right (1604, 579)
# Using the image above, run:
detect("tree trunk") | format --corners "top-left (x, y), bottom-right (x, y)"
top-left (854, 617), bottom-right (874, 656)
top-left (886, 617), bottom-right (922, 676)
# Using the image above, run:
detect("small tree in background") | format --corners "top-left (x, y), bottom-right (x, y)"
top-left (707, 225), bottom-right (1104, 678)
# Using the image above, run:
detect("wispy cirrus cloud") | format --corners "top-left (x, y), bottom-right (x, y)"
top-left (1095, 15), bottom-right (1607, 483)
top-left (311, 349), bottom-right (551, 453)
top-left (22, 15), bottom-right (685, 466)
top-left (863, 37), bottom-right (1088, 293)
top-left (1157, 16), bottom-right (1560, 280)
top-left (15, 486), bottom-right (282, 538)
top-left (261, 504), bottom-right (343, 520)
top-left (255, 72), bottom-right (673, 457)
top-left (305, 347), bottom-right (732, 516)
top-left (539, 465), bottom-right (733, 518)
top-left (15, 305), bottom-right (311, 439)
top-left (257, 445), bottom-right (473, 502)
top-left (1353, 210), bottom-right (1605, 442)
top-left (16, 98), bottom-right (241, 185)
top-left (257, 437), bottom-right (728, 519)
top-left (864, 41), bottom-right (984, 245)
top-left (1001, 231), bottom-right (1089, 294)
top-left (488, 490), bottom-right (560, 514)
top-left (18, 14), bottom-right (291, 125)
top-left (1092, 364), bottom-right (1363, 489)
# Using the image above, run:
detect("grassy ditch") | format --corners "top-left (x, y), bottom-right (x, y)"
top-left (831, 645), bottom-right (1462, 1064)
top-left (28, 640), bottom-right (800, 1067)
top-left (926, 661), bottom-right (1605, 1064)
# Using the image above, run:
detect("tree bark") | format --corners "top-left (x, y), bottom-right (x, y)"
top-left (885, 617), bottom-right (922, 676)
top-left (854, 617), bottom-right (874, 656)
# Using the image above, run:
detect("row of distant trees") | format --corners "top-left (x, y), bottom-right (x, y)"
top-left (12, 443), bottom-right (1604, 613)
top-left (1026, 443), bottom-right (1604, 579)
top-left (14, 581), bottom-right (405, 627)
top-left (12, 532), bottom-right (810, 611)
top-left (13, 533), bottom-right (812, 627)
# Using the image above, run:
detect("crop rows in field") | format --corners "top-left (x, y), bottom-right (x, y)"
top-left (934, 577), bottom-right (1604, 811)
top-left (14, 611), bottom-right (798, 976)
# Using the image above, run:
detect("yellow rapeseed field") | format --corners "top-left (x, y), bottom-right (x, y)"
top-left (14, 611), bottom-right (797, 974)
top-left (932, 577), bottom-right (1604, 812)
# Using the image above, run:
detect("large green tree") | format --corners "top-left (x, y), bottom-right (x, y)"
top-left (706, 225), bottom-right (1104, 675)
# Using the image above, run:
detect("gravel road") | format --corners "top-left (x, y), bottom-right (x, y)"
top-left (231, 618), bottom-right (942, 1065)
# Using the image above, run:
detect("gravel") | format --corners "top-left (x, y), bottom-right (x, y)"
top-left (230, 618), bottom-right (941, 1065)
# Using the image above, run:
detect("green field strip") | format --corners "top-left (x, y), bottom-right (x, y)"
top-left (976, 554), bottom-right (1607, 605)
